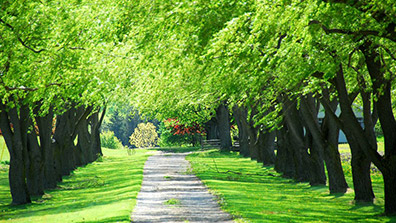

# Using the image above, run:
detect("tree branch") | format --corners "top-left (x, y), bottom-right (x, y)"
top-left (71, 106), bottom-right (93, 140)
top-left (1, 81), bottom-right (62, 92)
top-left (308, 20), bottom-right (396, 42)
top-left (0, 18), bottom-right (46, 53)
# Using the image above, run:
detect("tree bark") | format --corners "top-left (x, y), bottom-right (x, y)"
top-left (35, 107), bottom-right (57, 189)
top-left (232, 105), bottom-right (250, 157)
top-left (53, 108), bottom-right (76, 176)
top-left (215, 103), bottom-right (232, 151)
top-left (383, 172), bottom-right (396, 215)
top-left (321, 97), bottom-right (349, 193)
top-left (89, 107), bottom-right (106, 161)
top-left (73, 106), bottom-right (87, 166)
top-left (0, 102), bottom-right (31, 204)
top-left (275, 126), bottom-right (295, 178)
top-left (26, 130), bottom-right (44, 196)
top-left (348, 135), bottom-right (375, 202)
top-left (361, 43), bottom-right (396, 214)
top-left (283, 99), bottom-right (310, 182)
top-left (257, 129), bottom-right (276, 166)
top-left (244, 121), bottom-right (259, 160)
top-left (329, 64), bottom-right (375, 202)
top-left (204, 118), bottom-right (218, 140)
top-left (76, 117), bottom-right (91, 166)
top-left (299, 96), bottom-right (326, 186)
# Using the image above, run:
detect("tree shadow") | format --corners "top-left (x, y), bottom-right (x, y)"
top-left (0, 152), bottom-right (149, 222)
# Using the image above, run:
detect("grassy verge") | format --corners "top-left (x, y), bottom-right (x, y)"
top-left (0, 137), bottom-right (9, 165)
top-left (339, 142), bottom-right (384, 154)
top-left (155, 146), bottom-right (207, 153)
top-left (0, 148), bottom-right (152, 223)
top-left (187, 150), bottom-right (395, 223)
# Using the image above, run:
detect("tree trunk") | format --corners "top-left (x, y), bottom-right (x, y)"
top-left (329, 64), bottom-right (375, 202)
top-left (383, 172), bottom-right (396, 215)
top-left (245, 122), bottom-right (259, 160)
top-left (275, 126), bottom-right (295, 178)
top-left (77, 118), bottom-right (91, 166)
top-left (274, 129), bottom-right (287, 173)
top-left (300, 96), bottom-right (326, 186)
top-left (90, 112), bottom-right (101, 161)
top-left (215, 103), bottom-right (232, 152)
top-left (36, 108), bottom-right (57, 189)
top-left (232, 105), bottom-right (250, 157)
top-left (204, 118), bottom-right (218, 140)
top-left (51, 142), bottom-right (63, 182)
top-left (0, 102), bottom-right (31, 204)
top-left (26, 131), bottom-right (44, 196)
top-left (53, 109), bottom-right (76, 176)
top-left (73, 107), bottom-right (87, 166)
top-left (321, 98), bottom-right (348, 193)
top-left (361, 43), bottom-right (396, 214)
top-left (89, 107), bottom-right (106, 162)
top-left (257, 129), bottom-right (276, 166)
top-left (283, 99), bottom-right (310, 182)
top-left (350, 139), bottom-right (374, 202)
top-left (307, 138), bottom-right (327, 186)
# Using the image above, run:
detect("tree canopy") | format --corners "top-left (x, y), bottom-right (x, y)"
top-left (1, 0), bottom-right (396, 215)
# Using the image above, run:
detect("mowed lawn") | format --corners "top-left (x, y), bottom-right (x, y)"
top-left (187, 150), bottom-right (396, 223)
top-left (0, 148), bottom-right (152, 223)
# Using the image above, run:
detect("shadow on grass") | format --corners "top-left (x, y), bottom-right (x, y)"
top-left (76, 215), bottom-right (131, 223)
top-left (155, 146), bottom-right (206, 153)
top-left (187, 149), bottom-right (396, 223)
top-left (0, 149), bottom-right (150, 222)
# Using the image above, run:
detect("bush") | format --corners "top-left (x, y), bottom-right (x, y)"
top-left (100, 131), bottom-right (123, 149)
top-left (158, 122), bottom-right (198, 147)
top-left (129, 122), bottom-right (159, 148)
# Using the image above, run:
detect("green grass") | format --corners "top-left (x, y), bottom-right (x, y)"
top-left (187, 150), bottom-right (396, 223)
top-left (156, 146), bottom-right (203, 153)
top-left (338, 140), bottom-right (385, 154)
top-left (0, 136), bottom-right (9, 163)
top-left (164, 198), bottom-right (181, 206)
top-left (0, 148), bottom-right (153, 223)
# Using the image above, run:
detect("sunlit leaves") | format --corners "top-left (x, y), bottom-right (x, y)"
top-left (0, 0), bottom-right (133, 115)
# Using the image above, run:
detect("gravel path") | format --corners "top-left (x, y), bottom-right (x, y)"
top-left (131, 152), bottom-right (235, 223)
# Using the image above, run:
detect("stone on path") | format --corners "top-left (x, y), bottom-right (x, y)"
top-left (131, 152), bottom-right (235, 223)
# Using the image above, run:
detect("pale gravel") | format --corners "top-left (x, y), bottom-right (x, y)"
top-left (131, 151), bottom-right (235, 223)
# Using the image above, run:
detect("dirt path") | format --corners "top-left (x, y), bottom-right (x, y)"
top-left (131, 152), bottom-right (234, 223)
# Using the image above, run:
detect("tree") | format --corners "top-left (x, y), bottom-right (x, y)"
top-left (122, 0), bottom-right (396, 215)
top-left (0, 0), bottom-right (132, 204)
top-left (160, 118), bottom-right (204, 147)
top-left (129, 123), bottom-right (159, 148)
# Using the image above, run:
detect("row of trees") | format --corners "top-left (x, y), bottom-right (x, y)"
top-left (1, 0), bottom-right (395, 216)
top-left (124, 0), bottom-right (396, 215)
top-left (0, 1), bottom-right (133, 204)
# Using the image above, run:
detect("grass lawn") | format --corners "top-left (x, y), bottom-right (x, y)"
top-left (0, 148), bottom-right (152, 223)
top-left (338, 141), bottom-right (385, 154)
top-left (187, 149), bottom-right (396, 223)
top-left (0, 137), bottom-right (9, 164)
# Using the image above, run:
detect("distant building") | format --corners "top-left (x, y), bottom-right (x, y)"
top-left (317, 104), bottom-right (364, 143)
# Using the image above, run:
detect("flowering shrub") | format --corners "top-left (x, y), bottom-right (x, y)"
top-left (129, 123), bottom-right (159, 148)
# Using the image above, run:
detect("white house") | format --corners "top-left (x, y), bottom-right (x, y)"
top-left (317, 104), bottom-right (364, 143)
